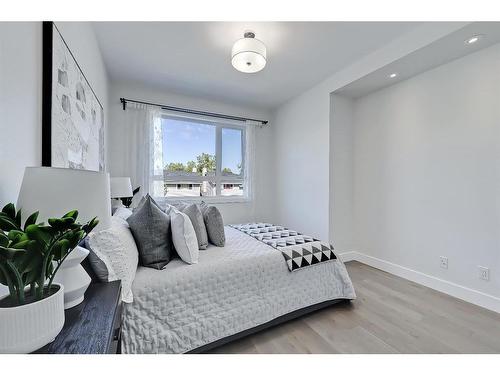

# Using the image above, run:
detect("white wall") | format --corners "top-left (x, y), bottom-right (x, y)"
top-left (269, 23), bottom-right (466, 243)
top-left (271, 87), bottom-right (331, 240)
top-left (352, 44), bottom-right (500, 298)
top-left (108, 81), bottom-right (273, 224)
top-left (0, 22), bottom-right (109, 206)
top-left (0, 22), bottom-right (42, 205)
top-left (330, 94), bottom-right (355, 252)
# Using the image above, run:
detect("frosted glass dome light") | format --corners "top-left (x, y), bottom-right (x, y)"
top-left (231, 31), bottom-right (267, 73)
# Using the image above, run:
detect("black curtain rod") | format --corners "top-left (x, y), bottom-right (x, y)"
top-left (120, 98), bottom-right (268, 125)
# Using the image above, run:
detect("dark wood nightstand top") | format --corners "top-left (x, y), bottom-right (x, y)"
top-left (35, 280), bottom-right (122, 354)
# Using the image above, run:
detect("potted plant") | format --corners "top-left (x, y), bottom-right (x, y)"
top-left (0, 203), bottom-right (98, 353)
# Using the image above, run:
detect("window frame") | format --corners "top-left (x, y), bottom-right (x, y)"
top-left (152, 114), bottom-right (248, 203)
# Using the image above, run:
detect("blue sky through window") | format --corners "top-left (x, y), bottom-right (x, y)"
top-left (162, 118), bottom-right (242, 173)
top-left (222, 128), bottom-right (242, 174)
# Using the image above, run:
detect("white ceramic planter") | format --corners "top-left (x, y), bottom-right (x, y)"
top-left (0, 284), bottom-right (65, 353)
top-left (53, 246), bottom-right (91, 309)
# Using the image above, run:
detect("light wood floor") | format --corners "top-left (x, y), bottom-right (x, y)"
top-left (208, 261), bottom-right (500, 354)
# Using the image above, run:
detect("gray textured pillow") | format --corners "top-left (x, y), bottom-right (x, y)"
top-left (168, 201), bottom-right (187, 210)
top-left (177, 203), bottom-right (208, 250)
top-left (135, 194), bottom-right (163, 211)
top-left (127, 195), bottom-right (174, 269)
top-left (200, 202), bottom-right (225, 247)
top-left (84, 236), bottom-right (109, 281)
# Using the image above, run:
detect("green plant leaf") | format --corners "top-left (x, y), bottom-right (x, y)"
top-left (0, 246), bottom-right (26, 260)
top-left (60, 230), bottom-right (84, 251)
top-left (15, 209), bottom-right (22, 228)
top-left (2, 203), bottom-right (16, 219)
top-left (25, 224), bottom-right (52, 247)
top-left (0, 215), bottom-right (19, 231)
top-left (11, 239), bottom-right (31, 249)
top-left (62, 216), bottom-right (76, 225)
top-left (0, 265), bottom-right (7, 285)
top-left (63, 210), bottom-right (78, 220)
top-left (8, 230), bottom-right (24, 242)
top-left (17, 250), bottom-right (42, 279)
top-left (82, 217), bottom-right (99, 233)
top-left (26, 239), bottom-right (43, 253)
top-left (48, 218), bottom-right (65, 230)
top-left (23, 211), bottom-right (39, 230)
top-left (0, 231), bottom-right (9, 247)
top-left (52, 239), bottom-right (70, 261)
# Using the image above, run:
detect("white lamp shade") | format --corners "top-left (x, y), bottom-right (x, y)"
top-left (110, 177), bottom-right (133, 198)
top-left (231, 36), bottom-right (267, 73)
top-left (17, 167), bottom-right (112, 231)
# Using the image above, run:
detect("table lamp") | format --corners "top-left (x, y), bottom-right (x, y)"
top-left (17, 167), bottom-right (112, 308)
top-left (110, 177), bottom-right (133, 208)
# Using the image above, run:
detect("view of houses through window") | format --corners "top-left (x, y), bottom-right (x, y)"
top-left (152, 116), bottom-right (245, 198)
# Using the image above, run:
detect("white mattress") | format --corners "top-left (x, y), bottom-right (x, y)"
top-left (122, 226), bottom-right (356, 353)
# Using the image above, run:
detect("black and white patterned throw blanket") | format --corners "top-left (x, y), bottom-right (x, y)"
top-left (230, 223), bottom-right (337, 272)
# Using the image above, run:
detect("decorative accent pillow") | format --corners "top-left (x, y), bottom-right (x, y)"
top-left (86, 216), bottom-right (139, 303)
top-left (113, 207), bottom-right (133, 221)
top-left (199, 202), bottom-right (225, 247)
top-left (84, 207), bottom-right (134, 279)
top-left (169, 209), bottom-right (199, 264)
top-left (171, 203), bottom-right (208, 250)
top-left (168, 201), bottom-right (187, 209)
top-left (127, 195), bottom-right (174, 269)
top-left (135, 194), bottom-right (163, 212)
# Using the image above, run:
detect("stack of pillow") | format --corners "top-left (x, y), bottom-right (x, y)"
top-left (85, 195), bottom-right (225, 302)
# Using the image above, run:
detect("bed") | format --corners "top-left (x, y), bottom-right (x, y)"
top-left (121, 226), bottom-right (356, 354)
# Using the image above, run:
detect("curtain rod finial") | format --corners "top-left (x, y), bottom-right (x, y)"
top-left (120, 98), bottom-right (126, 110)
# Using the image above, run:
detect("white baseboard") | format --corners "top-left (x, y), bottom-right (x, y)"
top-left (340, 251), bottom-right (500, 314)
top-left (338, 251), bottom-right (358, 263)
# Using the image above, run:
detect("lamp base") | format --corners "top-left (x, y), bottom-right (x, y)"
top-left (53, 246), bottom-right (91, 309)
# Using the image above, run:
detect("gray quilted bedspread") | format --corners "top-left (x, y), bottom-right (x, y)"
top-left (122, 226), bottom-right (356, 353)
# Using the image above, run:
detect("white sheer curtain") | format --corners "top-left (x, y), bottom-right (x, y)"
top-left (123, 103), bottom-right (162, 206)
top-left (244, 120), bottom-right (259, 201)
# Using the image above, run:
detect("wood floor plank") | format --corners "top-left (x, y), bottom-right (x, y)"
top-left (207, 261), bottom-right (500, 354)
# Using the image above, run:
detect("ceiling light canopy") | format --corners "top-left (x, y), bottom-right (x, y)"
top-left (231, 31), bottom-right (266, 73)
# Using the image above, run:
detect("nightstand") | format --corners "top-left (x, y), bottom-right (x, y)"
top-left (34, 280), bottom-right (122, 354)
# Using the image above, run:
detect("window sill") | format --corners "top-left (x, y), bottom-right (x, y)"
top-left (157, 196), bottom-right (251, 205)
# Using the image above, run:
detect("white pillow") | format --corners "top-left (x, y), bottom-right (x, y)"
top-left (170, 209), bottom-right (199, 264)
top-left (113, 207), bottom-right (133, 221)
top-left (87, 216), bottom-right (139, 303)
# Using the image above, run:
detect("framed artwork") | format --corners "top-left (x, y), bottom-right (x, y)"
top-left (42, 21), bottom-right (105, 172)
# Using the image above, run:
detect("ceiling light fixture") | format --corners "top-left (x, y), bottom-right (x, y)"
top-left (231, 31), bottom-right (267, 73)
top-left (465, 35), bottom-right (483, 45)
top-left (389, 73), bottom-right (398, 78)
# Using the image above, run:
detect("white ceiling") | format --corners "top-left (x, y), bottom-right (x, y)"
top-left (93, 22), bottom-right (423, 110)
top-left (336, 22), bottom-right (500, 98)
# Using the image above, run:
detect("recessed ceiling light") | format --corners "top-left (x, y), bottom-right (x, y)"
top-left (389, 73), bottom-right (398, 78)
top-left (465, 35), bottom-right (483, 45)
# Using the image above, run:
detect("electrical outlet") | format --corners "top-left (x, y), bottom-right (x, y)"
top-left (479, 266), bottom-right (490, 281)
top-left (440, 256), bottom-right (448, 269)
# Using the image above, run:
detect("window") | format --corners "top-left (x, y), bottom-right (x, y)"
top-left (151, 114), bottom-right (247, 200)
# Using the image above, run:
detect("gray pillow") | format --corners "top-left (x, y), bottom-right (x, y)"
top-left (135, 194), bottom-right (163, 211)
top-left (84, 237), bottom-right (109, 281)
top-left (200, 202), bottom-right (225, 247)
top-left (168, 201), bottom-right (187, 210)
top-left (163, 202), bottom-right (208, 250)
top-left (127, 195), bottom-right (174, 269)
top-left (178, 203), bottom-right (208, 250)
